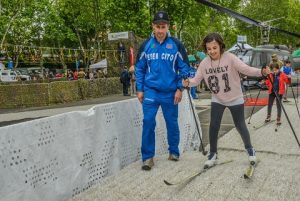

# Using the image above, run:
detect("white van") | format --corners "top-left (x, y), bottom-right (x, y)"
top-left (0, 69), bottom-right (18, 82)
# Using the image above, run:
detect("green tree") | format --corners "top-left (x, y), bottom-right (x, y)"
top-left (180, 0), bottom-right (242, 53)
top-left (106, 0), bottom-right (150, 37)
top-left (0, 0), bottom-right (34, 49)
top-left (0, 0), bottom-right (299, 68)
top-left (237, 0), bottom-right (300, 46)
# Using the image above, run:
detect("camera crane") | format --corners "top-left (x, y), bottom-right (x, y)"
top-left (195, 0), bottom-right (300, 45)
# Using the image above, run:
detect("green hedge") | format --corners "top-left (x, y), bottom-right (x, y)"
top-left (0, 78), bottom-right (122, 109)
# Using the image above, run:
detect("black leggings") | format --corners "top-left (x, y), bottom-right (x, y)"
top-left (267, 93), bottom-right (282, 118)
top-left (209, 102), bottom-right (252, 153)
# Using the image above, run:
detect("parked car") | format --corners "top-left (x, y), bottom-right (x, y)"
top-left (27, 67), bottom-right (44, 80)
top-left (16, 70), bottom-right (31, 81)
top-left (0, 69), bottom-right (18, 82)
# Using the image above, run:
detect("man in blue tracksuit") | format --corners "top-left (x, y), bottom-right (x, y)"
top-left (135, 11), bottom-right (191, 170)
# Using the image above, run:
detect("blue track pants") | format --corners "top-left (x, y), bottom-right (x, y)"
top-left (141, 89), bottom-right (180, 161)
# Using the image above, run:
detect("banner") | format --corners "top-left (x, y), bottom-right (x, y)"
top-left (108, 32), bottom-right (129, 41)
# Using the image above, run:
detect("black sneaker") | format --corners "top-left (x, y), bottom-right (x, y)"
top-left (142, 158), bottom-right (154, 171)
top-left (265, 116), bottom-right (271, 123)
top-left (283, 98), bottom-right (289, 102)
top-left (276, 118), bottom-right (282, 125)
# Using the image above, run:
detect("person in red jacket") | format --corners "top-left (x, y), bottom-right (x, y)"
top-left (264, 63), bottom-right (289, 125)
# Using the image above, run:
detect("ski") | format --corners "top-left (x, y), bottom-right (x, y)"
top-left (253, 120), bottom-right (275, 130)
top-left (243, 160), bottom-right (260, 179)
top-left (164, 160), bottom-right (233, 186)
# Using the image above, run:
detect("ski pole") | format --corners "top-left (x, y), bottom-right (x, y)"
top-left (289, 84), bottom-right (300, 119)
top-left (247, 87), bottom-right (262, 124)
top-left (297, 71), bottom-right (299, 103)
top-left (186, 87), bottom-right (208, 155)
top-left (247, 79), bottom-right (253, 100)
top-left (285, 83), bottom-right (289, 100)
top-left (267, 74), bottom-right (300, 148)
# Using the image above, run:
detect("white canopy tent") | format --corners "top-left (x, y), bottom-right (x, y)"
top-left (89, 58), bottom-right (108, 69)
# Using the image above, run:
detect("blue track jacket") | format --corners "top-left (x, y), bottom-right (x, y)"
top-left (280, 66), bottom-right (294, 76)
top-left (135, 33), bottom-right (191, 93)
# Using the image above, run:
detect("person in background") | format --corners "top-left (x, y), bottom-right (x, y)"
top-left (129, 65), bottom-right (136, 96)
top-left (264, 63), bottom-right (289, 125)
top-left (189, 63), bottom-right (198, 99)
top-left (78, 68), bottom-right (86, 79)
top-left (89, 70), bottom-right (94, 80)
top-left (183, 32), bottom-right (270, 169)
top-left (269, 54), bottom-right (283, 70)
top-left (67, 70), bottom-right (73, 80)
top-left (120, 67), bottom-right (131, 96)
top-left (196, 52), bottom-right (208, 92)
top-left (134, 11), bottom-right (191, 170)
top-left (280, 60), bottom-right (295, 102)
top-left (118, 42), bottom-right (126, 67)
top-left (73, 70), bottom-right (78, 80)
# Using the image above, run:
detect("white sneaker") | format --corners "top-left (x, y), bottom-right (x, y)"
top-left (246, 148), bottom-right (257, 164)
top-left (204, 152), bottom-right (217, 169)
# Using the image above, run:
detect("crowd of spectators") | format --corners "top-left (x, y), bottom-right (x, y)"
top-left (44, 68), bottom-right (108, 81)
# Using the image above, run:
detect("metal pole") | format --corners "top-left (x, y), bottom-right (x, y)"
top-left (297, 71), bottom-right (299, 103)
top-left (186, 88), bottom-right (207, 155)
top-left (289, 84), bottom-right (300, 119)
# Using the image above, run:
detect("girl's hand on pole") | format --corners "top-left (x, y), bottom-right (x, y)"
top-left (182, 79), bottom-right (190, 87)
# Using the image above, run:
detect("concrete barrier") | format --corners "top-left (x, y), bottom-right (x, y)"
top-left (0, 91), bottom-right (200, 201)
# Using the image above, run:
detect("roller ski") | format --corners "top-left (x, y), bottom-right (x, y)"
top-left (163, 159), bottom-right (233, 186)
top-left (253, 119), bottom-right (275, 130)
top-left (244, 160), bottom-right (260, 179)
top-left (243, 148), bottom-right (258, 179)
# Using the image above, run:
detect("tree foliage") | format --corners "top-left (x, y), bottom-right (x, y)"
top-left (0, 0), bottom-right (299, 65)
top-left (235, 0), bottom-right (300, 46)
